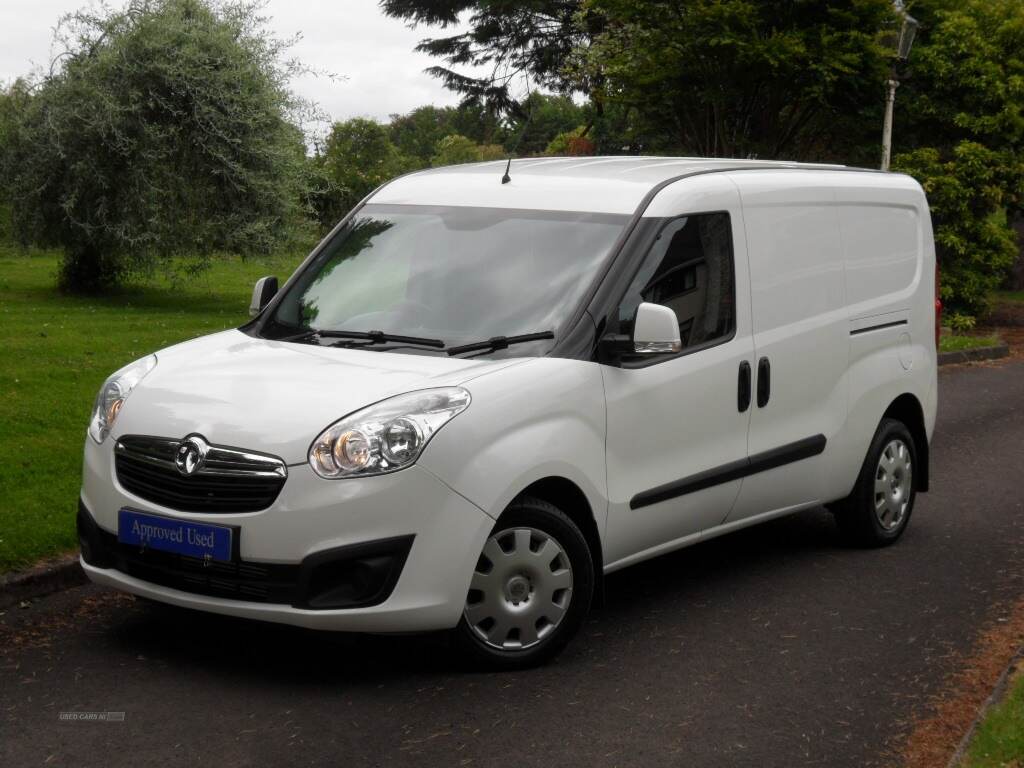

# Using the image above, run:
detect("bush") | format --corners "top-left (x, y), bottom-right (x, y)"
top-left (476, 143), bottom-right (508, 162)
top-left (894, 0), bottom-right (1024, 318)
top-left (545, 126), bottom-right (596, 156)
top-left (945, 311), bottom-right (977, 334)
top-left (431, 134), bottom-right (504, 166)
top-left (894, 143), bottom-right (1020, 319)
top-left (3, 0), bottom-right (311, 292)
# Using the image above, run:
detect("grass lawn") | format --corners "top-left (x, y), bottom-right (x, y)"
top-left (963, 668), bottom-right (1024, 767)
top-left (994, 289), bottom-right (1024, 304)
top-left (0, 244), bottom-right (303, 572)
top-left (939, 334), bottom-right (1004, 353)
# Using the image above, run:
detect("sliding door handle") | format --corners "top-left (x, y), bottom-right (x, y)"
top-left (756, 357), bottom-right (771, 408)
top-left (738, 361), bottom-right (752, 412)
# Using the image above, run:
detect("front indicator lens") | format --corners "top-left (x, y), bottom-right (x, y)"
top-left (107, 398), bottom-right (124, 425)
top-left (309, 387), bottom-right (470, 479)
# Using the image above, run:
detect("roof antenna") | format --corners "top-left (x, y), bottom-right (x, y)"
top-left (499, 75), bottom-right (535, 185)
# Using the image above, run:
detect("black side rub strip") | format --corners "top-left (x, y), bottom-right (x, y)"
top-left (850, 319), bottom-right (908, 336)
top-left (630, 434), bottom-right (827, 510)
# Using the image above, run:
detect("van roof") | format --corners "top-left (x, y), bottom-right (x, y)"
top-left (370, 156), bottom-right (897, 215)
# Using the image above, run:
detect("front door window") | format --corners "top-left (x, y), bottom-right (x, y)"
top-left (618, 212), bottom-right (736, 353)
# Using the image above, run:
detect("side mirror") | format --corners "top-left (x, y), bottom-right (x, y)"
top-left (597, 302), bottom-right (682, 363)
top-left (249, 276), bottom-right (279, 317)
top-left (632, 302), bottom-right (682, 354)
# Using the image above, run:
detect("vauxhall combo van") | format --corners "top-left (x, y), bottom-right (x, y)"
top-left (78, 157), bottom-right (938, 667)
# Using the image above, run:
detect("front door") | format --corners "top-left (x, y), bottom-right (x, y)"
top-left (602, 182), bottom-right (756, 569)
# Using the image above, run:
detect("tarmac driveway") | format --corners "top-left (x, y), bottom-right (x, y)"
top-left (2, 360), bottom-right (1023, 767)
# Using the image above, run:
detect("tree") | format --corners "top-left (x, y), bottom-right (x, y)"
top-left (4, 0), bottom-right (311, 292)
top-left (0, 80), bottom-right (30, 172)
top-left (502, 92), bottom-right (588, 155)
top-left (388, 103), bottom-right (503, 163)
top-left (381, 2), bottom-right (898, 159)
top-left (893, 0), bottom-right (1024, 316)
top-left (445, 100), bottom-right (505, 144)
top-left (896, 0), bottom-right (1024, 158)
top-left (580, 0), bottom-right (895, 159)
top-left (380, 1), bottom-right (593, 114)
top-left (379, 2), bottom-right (632, 154)
top-left (0, 79), bottom-right (32, 239)
top-left (388, 105), bottom-right (461, 164)
top-left (319, 118), bottom-right (413, 223)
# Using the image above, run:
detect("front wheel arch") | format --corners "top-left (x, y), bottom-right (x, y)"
top-left (454, 495), bottom-right (596, 668)
top-left (516, 476), bottom-right (604, 603)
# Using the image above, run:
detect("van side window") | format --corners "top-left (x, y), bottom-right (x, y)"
top-left (618, 212), bottom-right (735, 352)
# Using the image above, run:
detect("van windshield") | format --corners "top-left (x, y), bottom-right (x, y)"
top-left (261, 204), bottom-right (628, 351)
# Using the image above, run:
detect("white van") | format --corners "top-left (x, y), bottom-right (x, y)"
top-left (78, 157), bottom-right (939, 667)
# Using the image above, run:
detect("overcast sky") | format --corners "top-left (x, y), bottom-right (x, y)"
top-left (0, 0), bottom-right (473, 123)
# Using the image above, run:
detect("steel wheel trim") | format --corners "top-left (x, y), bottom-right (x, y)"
top-left (874, 438), bottom-right (912, 531)
top-left (463, 526), bottom-right (574, 651)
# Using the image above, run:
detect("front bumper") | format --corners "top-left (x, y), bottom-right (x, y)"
top-left (79, 437), bottom-right (495, 632)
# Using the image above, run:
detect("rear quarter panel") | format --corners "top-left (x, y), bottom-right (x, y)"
top-left (831, 173), bottom-right (938, 498)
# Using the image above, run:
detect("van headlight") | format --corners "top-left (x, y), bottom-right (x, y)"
top-left (88, 355), bottom-right (157, 444)
top-left (309, 387), bottom-right (471, 479)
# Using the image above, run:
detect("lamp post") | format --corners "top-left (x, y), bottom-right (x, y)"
top-left (880, 3), bottom-right (918, 171)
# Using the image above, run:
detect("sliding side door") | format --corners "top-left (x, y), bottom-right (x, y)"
top-left (725, 172), bottom-right (850, 524)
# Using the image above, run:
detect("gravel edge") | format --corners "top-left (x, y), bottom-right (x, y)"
top-left (938, 344), bottom-right (1010, 366)
top-left (0, 552), bottom-right (86, 609)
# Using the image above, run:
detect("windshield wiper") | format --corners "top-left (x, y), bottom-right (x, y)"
top-left (446, 331), bottom-right (554, 356)
top-left (279, 329), bottom-right (445, 349)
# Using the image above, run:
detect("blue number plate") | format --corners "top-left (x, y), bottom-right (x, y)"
top-left (118, 509), bottom-right (233, 562)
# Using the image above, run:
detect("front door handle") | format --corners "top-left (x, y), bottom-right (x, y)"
top-left (738, 361), bottom-right (751, 412)
top-left (756, 357), bottom-right (771, 408)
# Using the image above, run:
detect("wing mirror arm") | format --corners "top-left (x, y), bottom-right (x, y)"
top-left (596, 332), bottom-right (633, 364)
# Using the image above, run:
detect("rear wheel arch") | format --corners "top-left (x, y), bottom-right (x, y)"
top-left (882, 393), bottom-right (929, 492)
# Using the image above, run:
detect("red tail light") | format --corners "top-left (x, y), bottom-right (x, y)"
top-left (934, 263), bottom-right (942, 349)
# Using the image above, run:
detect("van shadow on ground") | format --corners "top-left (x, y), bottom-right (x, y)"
top-left (106, 506), bottom-right (846, 684)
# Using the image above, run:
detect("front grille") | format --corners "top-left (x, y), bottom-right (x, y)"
top-left (115, 435), bottom-right (287, 513)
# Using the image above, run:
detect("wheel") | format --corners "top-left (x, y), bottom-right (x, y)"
top-left (833, 418), bottom-right (918, 547)
top-left (454, 496), bottom-right (595, 669)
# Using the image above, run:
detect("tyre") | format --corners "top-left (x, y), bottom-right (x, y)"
top-left (833, 417), bottom-right (918, 547)
top-left (454, 495), bottom-right (595, 669)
